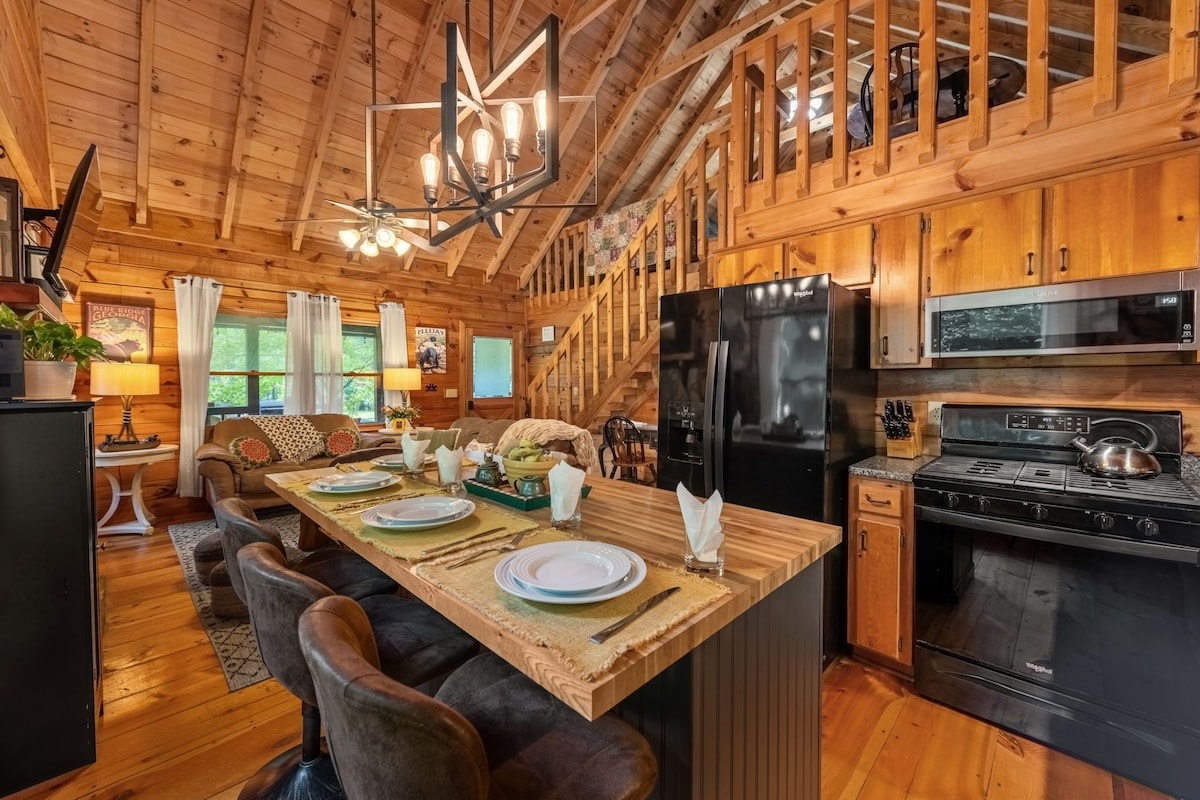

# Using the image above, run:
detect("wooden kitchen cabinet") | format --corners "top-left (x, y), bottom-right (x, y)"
top-left (874, 214), bottom-right (925, 367)
top-left (787, 222), bottom-right (875, 287)
top-left (926, 188), bottom-right (1043, 295)
top-left (1050, 154), bottom-right (1200, 282)
top-left (847, 475), bottom-right (914, 670)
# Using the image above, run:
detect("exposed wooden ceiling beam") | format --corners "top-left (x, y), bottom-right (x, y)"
top-left (218, 0), bottom-right (267, 241)
top-left (134, 0), bottom-right (156, 226)
top-left (482, 0), bottom-right (651, 280)
top-left (649, 0), bottom-right (812, 87)
top-left (510, 0), bottom-right (757, 285)
top-left (566, 0), bottom-right (619, 37)
top-left (290, 0), bottom-right (361, 252)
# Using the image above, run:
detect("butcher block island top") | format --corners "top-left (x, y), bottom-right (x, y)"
top-left (268, 468), bottom-right (840, 721)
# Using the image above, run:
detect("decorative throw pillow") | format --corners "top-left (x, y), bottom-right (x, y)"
top-left (324, 427), bottom-right (360, 458)
top-left (229, 436), bottom-right (272, 469)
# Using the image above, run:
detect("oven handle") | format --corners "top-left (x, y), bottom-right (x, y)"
top-left (916, 506), bottom-right (1200, 565)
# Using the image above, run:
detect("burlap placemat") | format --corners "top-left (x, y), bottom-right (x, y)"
top-left (281, 466), bottom-right (539, 563)
top-left (415, 530), bottom-right (732, 680)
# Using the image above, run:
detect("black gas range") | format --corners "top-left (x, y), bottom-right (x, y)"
top-left (912, 405), bottom-right (1200, 799)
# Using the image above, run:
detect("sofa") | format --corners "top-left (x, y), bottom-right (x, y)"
top-left (196, 414), bottom-right (395, 509)
top-left (448, 416), bottom-right (516, 448)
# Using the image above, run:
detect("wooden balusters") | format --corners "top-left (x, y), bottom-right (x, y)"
top-left (917, 0), bottom-right (938, 163)
top-left (1094, 0), bottom-right (1119, 115)
top-left (1026, 0), bottom-right (1050, 133)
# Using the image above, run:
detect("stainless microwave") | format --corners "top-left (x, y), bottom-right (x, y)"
top-left (924, 270), bottom-right (1199, 358)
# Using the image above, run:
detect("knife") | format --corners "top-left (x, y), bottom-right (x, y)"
top-left (419, 526), bottom-right (507, 556)
top-left (590, 586), bottom-right (681, 644)
top-left (903, 401), bottom-right (914, 422)
top-left (885, 399), bottom-right (896, 420)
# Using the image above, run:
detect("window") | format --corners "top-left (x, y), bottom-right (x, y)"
top-left (472, 336), bottom-right (513, 399)
top-left (207, 315), bottom-right (383, 424)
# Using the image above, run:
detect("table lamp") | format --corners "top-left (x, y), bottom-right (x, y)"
top-left (91, 362), bottom-right (161, 451)
top-left (383, 367), bottom-right (422, 408)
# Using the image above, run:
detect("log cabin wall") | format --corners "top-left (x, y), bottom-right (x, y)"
top-left (65, 204), bottom-right (524, 522)
top-left (0, 0), bottom-right (54, 206)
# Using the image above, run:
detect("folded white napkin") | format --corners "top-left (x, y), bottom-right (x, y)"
top-left (435, 445), bottom-right (464, 483)
top-left (548, 461), bottom-right (586, 520)
top-left (677, 483), bottom-right (724, 562)
top-left (400, 433), bottom-right (431, 471)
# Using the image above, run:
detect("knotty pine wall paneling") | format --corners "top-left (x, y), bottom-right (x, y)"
top-left (67, 217), bottom-right (525, 522)
top-left (0, 0), bottom-right (54, 206)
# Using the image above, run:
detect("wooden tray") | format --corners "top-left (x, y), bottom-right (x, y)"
top-left (463, 479), bottom-right (591, 511)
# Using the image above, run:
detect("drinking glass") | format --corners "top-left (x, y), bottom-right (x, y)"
top-left (438, 458), bottom-right (463, 494)
top-left (684, 529), bottom-right (725, 575)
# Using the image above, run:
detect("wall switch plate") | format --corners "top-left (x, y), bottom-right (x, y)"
top-left (445, 388), bottom-right (458, 399)
top-left (927, 401), bottom-right (945, 426)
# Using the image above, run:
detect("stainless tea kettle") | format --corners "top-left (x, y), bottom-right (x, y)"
top-left (1070, 418), bottom-right (1161, 478)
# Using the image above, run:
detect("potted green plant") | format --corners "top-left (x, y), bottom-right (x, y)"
top-left (381, 403), bottom-right (421, 432)
top-left (0, 303), bottom-right (106, 399)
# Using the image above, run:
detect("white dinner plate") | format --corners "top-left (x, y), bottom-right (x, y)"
top-left (494, 547), bottom-right (646, 605)
top-left (370, 453), bottom-right (408, 467)
top-left (308, 472), bottom-right (400, 493)
top-left (361, 497), bottom-right (476, 530)
top-left (507, 541), bottom-right (632, 596)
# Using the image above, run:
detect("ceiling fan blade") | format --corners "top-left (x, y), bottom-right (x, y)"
top-left (394, 225), bottom-right (446, 256)
top-left (328, 200), bottom-right (369, 217)
top-left (275, 216), bottom-right (360, 224)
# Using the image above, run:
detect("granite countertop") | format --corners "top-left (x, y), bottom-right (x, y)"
top-left (849, 454), bottom-right (937, 483)
top-left (1182, 455), bottom-right (1200, 498)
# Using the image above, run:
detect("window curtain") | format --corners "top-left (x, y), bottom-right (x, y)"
top-left (285, 292), bottom-right (343, 414)
top-left (379, 302), bottom-right (409, 407)
top-left (174, 276), bottom-right (223, 498)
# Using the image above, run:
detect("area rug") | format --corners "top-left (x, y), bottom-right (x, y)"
top-left (167, 511), bottom-right (302, 692)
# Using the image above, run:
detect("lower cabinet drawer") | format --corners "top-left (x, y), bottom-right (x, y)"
top-left (855, 482), bottom-right (904, 517)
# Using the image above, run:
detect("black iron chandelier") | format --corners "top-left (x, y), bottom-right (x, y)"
top-left (336, 0), bottom-right (596, 258)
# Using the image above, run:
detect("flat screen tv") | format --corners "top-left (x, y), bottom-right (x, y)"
top-left (40, 144), bottom-right (104, 302)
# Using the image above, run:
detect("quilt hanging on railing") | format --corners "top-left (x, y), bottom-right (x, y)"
top-left (587, 198), bottom-right (677, 276)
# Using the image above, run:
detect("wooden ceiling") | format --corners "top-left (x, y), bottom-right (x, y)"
top-left (38, 0), bottom-right (1174, 283)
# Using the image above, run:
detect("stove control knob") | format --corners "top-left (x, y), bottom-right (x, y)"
top-left (945, 493), bottom-right (961, 509)
top-left (1094, 512), bottom-right (1115, 531)
top-left (1136, 518), bottom-right (1160, 538)
top-left (977, 497), bottom-right (992, 514)
top-left (1030, 505), bottom-right (1049, 522)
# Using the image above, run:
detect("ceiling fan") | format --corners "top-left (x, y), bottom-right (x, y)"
top-left (277, 199), bottom-right (448, 257)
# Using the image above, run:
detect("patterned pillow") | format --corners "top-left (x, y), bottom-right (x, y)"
top-left (324, 427), bottom-right (360, 457)
top-left (229, 436), bottom-right (272, 469)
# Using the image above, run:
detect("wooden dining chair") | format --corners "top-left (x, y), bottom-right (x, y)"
top-left (603, 416), bottom-right (656, 485)
top-left (299, 595), bottom-right (658, 800)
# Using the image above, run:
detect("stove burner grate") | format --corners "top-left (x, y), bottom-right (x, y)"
top-left (1064, 469), bottom-right (1200, 506)
top-left (918, 456), bottom-right (1023, 486)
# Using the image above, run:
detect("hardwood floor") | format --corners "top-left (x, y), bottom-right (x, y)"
top-left (7, 516), bottom-right (1170, 800)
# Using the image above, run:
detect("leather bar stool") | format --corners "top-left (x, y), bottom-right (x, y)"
top-left (237, 542), bottom-right (478, 800)
top-left (299, 595), bottom-right (659, 800)
top-left (213, 498), bottom-right (398, 605)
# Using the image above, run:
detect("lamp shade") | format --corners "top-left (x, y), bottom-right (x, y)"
top-left (91, 362), bottom-right (160, 396)
top-left (383, 367), bottom-right (422, 391)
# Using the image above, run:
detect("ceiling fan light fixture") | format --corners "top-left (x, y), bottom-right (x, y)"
top-left (359, 237), bottom-right (380, 258)
top-left (338, 228), bottom-right (362, 249)
top-left (375, 226), bottom-right (397, 248)
top-left (393, 239), bottom-right (412, 257)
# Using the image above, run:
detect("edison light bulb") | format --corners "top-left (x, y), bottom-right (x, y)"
top-left (533, 90), bottom-right (548, 154)
top-left (471, 127), bottom-right (494, 183)
top-left (419, 152), bottom-right (440, 203)
top-left (375, 226), bottom-right (397, 248)
top-left (359, 237), bottom-right (379, 258)
top-left (501, 101), bottom-right (524, 165)
top-left (338, 228), bottom-right (361, 249)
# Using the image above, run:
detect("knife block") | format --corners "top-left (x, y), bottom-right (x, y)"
top-left (885, 412), bottom-right (924, 459)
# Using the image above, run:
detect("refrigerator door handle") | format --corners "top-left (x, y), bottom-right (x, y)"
top-left (713, 341), bottom-right (729, 496)
top-left (703, 342), bottom-right (718, 496)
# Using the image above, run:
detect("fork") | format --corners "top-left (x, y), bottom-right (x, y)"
top-left (445, 530), bottom-right (528, 569)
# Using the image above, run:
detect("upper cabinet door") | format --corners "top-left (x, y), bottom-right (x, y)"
top-left (1051, 154), bottom-right (1200, 283)
top-left (874, 214), bottom-right (925, 368)
top-left (788, 223), bottom-right (875, 287)
top-left (926, 189), bottom-right (1043, 296)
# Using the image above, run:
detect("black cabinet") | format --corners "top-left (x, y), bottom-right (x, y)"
top-left (0, 401), bottom-right (99, 795)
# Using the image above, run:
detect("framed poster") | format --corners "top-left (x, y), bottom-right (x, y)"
top-left (84, 299), bottom-right (153, 363)
top-left (414, 325), bottom-right (447, 374)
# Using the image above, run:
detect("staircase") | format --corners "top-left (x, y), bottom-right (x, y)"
top-left (527, 140), bottom-right (720, 431)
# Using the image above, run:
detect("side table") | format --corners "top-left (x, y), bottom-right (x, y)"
top-left (94, 444), bottom-right (179, 536)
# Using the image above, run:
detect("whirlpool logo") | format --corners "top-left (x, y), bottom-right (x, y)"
top-left (1025, 661), bottom-right (1054, 676)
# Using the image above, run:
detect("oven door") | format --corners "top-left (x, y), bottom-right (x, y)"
top-left (914, 507), bottom-right (1200, 799)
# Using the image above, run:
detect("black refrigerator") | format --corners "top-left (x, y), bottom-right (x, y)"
top-left (657, 275), bottom-right (876, 664)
